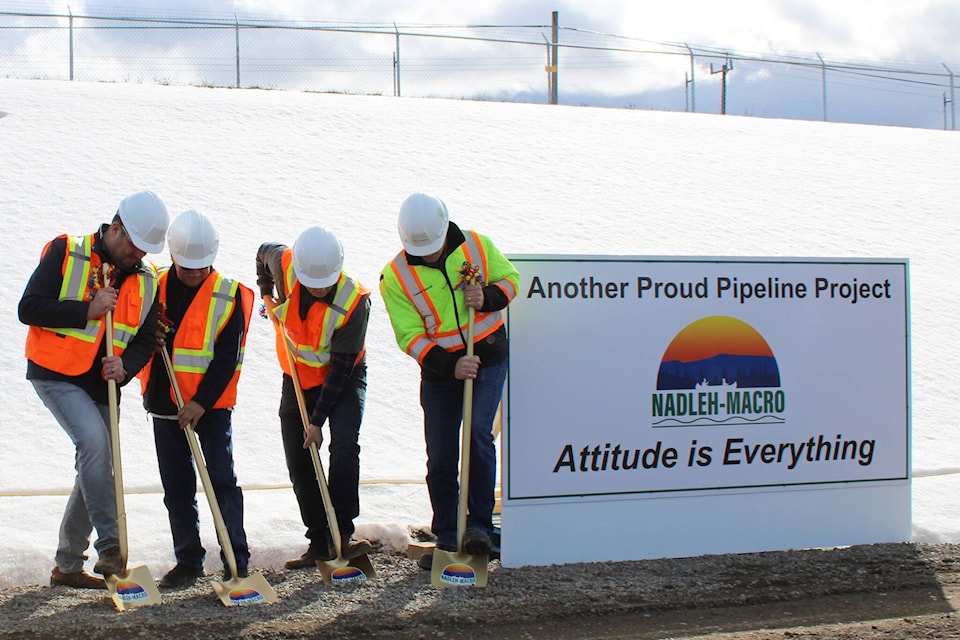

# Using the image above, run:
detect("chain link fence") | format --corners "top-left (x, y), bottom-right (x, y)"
top-left (1, 10), bottom-right (956, 130)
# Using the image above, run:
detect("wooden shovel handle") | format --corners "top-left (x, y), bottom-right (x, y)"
top-left (456, 306), bottom-right (476, 553)
top-left (104, 266), bottom-right (129, 567)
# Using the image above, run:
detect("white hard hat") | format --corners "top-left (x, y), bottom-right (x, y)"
top-left (398, 192), bottom-right (449, 256)
top-left (292, 225), bottom-right (344, 288)
top-left (117, 190), bottom-right (169, 253)
top-left (167, 209), bottom-right (219, 269)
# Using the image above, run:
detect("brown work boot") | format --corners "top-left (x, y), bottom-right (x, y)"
top-left (284, 548), bottom-right (331, 570)
top-left (50, 567), bottom-right (106, 589)
top-left (93, 546), bottom-right (123, 576)
top-left (340, 538), bottom-right (373, 561)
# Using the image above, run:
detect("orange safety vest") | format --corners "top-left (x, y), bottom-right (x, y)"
top-left (24, 233), bottom-right (157, 375)
top-left (142, 268), bottom-right (254, 409)
top-left (271, 249), bottom-right (368, 389)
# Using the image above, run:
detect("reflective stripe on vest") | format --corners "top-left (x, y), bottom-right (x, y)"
top-left (276, 272), bottom-right (362, 370)
top-left (53, 235), bottom-right (103, 343)
top-left (272, 249), bottom-right (367, 387)
top-left (139, 269), bottom-right (252, 409)
top-left (112, 272), bottom-right (157, 352)
top-left (171, 273), bottom-right (240, 374)
top-left (24, 233), bottom-right (156, 375)
top-left (389, 231), bottom-right (503, 361)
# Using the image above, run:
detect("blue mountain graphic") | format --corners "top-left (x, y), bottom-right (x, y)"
top-left (657, 353), bottom-right (780, 390)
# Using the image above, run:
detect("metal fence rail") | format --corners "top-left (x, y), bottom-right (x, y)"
top-left (0, 9), bottom-right (955, 130)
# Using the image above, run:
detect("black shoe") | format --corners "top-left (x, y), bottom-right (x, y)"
top-left (93, 546), bottom-right (123, 576)
top-left (159, 563), bottom-right (204, 589)
top-left (462, 528), bottom-right (492, 555)
top-left (222, 567), bottom-right (249, 581)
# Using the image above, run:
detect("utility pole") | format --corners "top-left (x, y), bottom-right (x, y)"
top-left (945, 93), bottom-right (953, 130)
top-left (710, 58), bottom-right (733, 115)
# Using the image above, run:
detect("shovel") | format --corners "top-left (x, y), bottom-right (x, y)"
top-left (431, 306), bottom-right (489, 587)
top-left (270, 301), bottom-right (376, 584)
top-left (160, 348), bottom-right (277, 605)
top-left (102, 291), bottom-right (162, 610)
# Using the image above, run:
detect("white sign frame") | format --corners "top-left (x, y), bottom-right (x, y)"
top-left (500, 256), bottom-right (910, 567)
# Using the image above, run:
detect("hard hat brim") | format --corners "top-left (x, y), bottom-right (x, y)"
top-left (295, 267), bottom-right (340, 289)
top-left (172, 255), bottom-right (214, 269)
top-left (402, 234), bottom-right (446, 257)
top-left (133, 238), bottom-right (165, 254)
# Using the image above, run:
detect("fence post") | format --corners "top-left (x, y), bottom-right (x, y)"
top-left (550, 11), bottom-right (558, 105)
top-left (68, 6), bottom-right (74, 81)
top-left (235, 14), bottom-right (240, 89)
top-left (685, 44), bottom-right (695, 113)
top-left (542, 34), bottom-right (552, 103)
top-left (944, 64), bottom-right (956, 131)
top-left (394, 23), bottom-right (401, 97)
top-left (817, 53), bottom-right (827, 122)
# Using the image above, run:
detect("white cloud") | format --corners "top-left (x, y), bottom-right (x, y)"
top-left (604, 0), bottom-right (957, 63)
top-left (23, 0), bottom-right (958, 63)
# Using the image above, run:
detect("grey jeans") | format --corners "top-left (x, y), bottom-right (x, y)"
top-left (32, 379), bottom-right (119, 573)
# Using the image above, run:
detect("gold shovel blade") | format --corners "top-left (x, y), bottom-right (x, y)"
top-left (430, 548), bottom-right (488, 588)
top-left (210, 571), bottom-right (278, 606)
top-left (105, 565), bottom-right (162, 610)
top-left (316, 553), bottom-right (377, 586)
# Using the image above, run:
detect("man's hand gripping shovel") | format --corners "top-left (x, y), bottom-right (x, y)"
top-left (159, 346), bottom-right (277, 606)
top-left (431, 263), bottom-right (489, 588)
top-left (265, 297), bottom-right (376, 585)
top-left (102, 266), bottom-right (162, 610)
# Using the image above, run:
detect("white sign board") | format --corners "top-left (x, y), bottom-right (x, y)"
top-left (500, 256), bottom-right (910, 567)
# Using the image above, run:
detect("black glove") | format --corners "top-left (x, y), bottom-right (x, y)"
top-left (255, 248), bottom-right (275, 297)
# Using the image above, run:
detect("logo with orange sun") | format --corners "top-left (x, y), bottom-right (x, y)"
top-left (652, 315), bottom-right (785, 427)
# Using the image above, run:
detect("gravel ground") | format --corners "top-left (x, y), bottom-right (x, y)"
top-left (1, 542), bottom-right (958, 639)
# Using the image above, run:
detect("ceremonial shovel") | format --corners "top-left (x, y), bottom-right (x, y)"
top-left (431, 305), bottom-right (489, 588)
top-left (103, 288), bottom-right (162, 610)
top-left (160, 347), bottom-right (277, 605)
top-left (268, 299), bottom-right (376, 584)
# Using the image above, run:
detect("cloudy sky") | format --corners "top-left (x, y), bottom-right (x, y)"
top-left (1, 2), bottom-right (958, 127)
top-left (3, 0), bottom-right (956, 62)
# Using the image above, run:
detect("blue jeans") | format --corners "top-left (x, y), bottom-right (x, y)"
top-left (278, 370), bottom-right (366, 552)
top-left (153, 409), bottom-right (249, 571)
top-left (421, 359), bottom-right (507, 550)
top-left (31, 379), bottom-right (119, 573)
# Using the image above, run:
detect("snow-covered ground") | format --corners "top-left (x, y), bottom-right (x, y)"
top-left (1, 78), bottom-right (957, 588)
